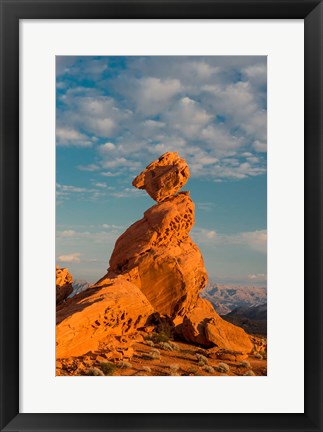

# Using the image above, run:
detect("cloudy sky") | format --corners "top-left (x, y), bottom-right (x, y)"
top-left (56, 56), bottom-right (267, 286)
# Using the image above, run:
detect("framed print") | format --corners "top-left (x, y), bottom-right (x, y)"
top-left (0, 1), bottom-right (322, 431)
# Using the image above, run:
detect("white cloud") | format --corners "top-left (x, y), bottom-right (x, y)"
top-left (197, 202), bottom-right (216, 212)
top-left (56, 183), bottom-right (87, 193)
top-left (57, 56), bottom-right (267, 181)
top-left (58, 94), bottom-right (131, 138)
top-left (56, 228), bottom-right (123, 244)
top-left (248, 273), bottom-right (267, 280)
top-left (101, 171), bottom-right (120, 177)
top-left (223, 230), bottom-right (267, 253)
top-left (191, 227), bottom-right (217, 243)
top-left (192, 227), bottom-right (267, 253)
top-left (58, 230), bottom-right (77, 238)
top-left (253, 140), bottom-right (267, 152)
top-left (100, 142), bottom-right (116, 153)
top-left (122, 77), bottom-right (182, 115)
top-left (57, 252), bottom-right (81, 263)
top-left (56, 127), bottom-right (92, 147)
top-left (77, 164), bottom-right (100, 171)
top-left (163, 97), bottom-right (212, 139)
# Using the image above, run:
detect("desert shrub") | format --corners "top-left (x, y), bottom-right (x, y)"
top-left (100, 362), bottom-right (116, 376)
top-left (169, 342), bottom-right (180, 351)
top-left (203, 365), bottom-right (215, 374)
top-left (117, 361), bottom-right (132, 369)
top-left (244, 370), bottom-right (255, 376)
top-left (145, 340), bottom-right (155, 347)
top-left (144, 350), bottom-right (161, 360)
top-left (196, 354), bottom-right (208, 366)
top-left (255, 353), bottom-right (263, 360)
top-left (216, 362), bottom-right (230, 373)
top-left (158, 342), bottom-right (174, 351)
top-left (151, 332), bottom-right (169, 343)
top-left (141, 366), bottom-right (151, 373)
top-left (169, 364), bottom-right (179, 372)
top-left (86, 367), bottom-right (105, 376)
top-left (168, 364), bottom-right (180, 376)
top-left (240, 361), bottom-right (251, 368)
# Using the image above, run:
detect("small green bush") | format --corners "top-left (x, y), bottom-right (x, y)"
top-left (196, 354), bottom-right (209, 366)
top-left (216, 362), bottom-right (230, 373)
top-left (86, 366), bottom-right (105, 376)
top-left (203, 365), bottom-right (215, 374)
top-left (100, 362), bottom-right (116, 376)
top-left (151, 332), bottom-right (169, 343)
top-left (158, 342), bottom-right (174, 351)
top-left (240, 361), bottom-right (251, 368)
top-left (117, 361), bottom-right (132, 369)
top-left (145, 340), bottom-right (155, 347)
top-left (144, 350), bottom-right (161, 360)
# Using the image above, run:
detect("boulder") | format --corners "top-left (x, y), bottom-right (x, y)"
top-left (56, 277), bottom-right (153, 358)
top-left (180, 298), bottom-right (253, 353)
top-left (132, 152), bottom-right (190, 202)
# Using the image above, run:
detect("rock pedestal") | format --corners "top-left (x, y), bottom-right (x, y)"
top-left (56, 152), bottom-right (253, 358)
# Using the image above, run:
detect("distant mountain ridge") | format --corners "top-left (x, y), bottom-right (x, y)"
top-left (201, 283), bottom-right (267, 315)
top-left (68, 280), bottom-right (90, 298)
top-left (223, 303), bottom-right (267, 336)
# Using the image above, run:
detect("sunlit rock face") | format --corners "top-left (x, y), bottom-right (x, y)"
top-left (56, 266), bottom-right (73, 305)
top-left (56, 152), bottom-right (252, 358)
top-left (132, 152), bottom-right (190, 202)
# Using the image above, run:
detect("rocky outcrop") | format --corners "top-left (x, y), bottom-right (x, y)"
top-left (56, 151), bottom-right (253, 359)
top-left (100, 191), bottom-right (207, 320)
top-left (56, 266), bottom-right (73, 305)
top-left (56, 277), bottom-right (153, 358)
top-left (181, 298), bottom-right (253, 351)
top-left (132, 152), bottom-right (190, 202)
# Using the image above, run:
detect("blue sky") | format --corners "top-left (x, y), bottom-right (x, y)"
top-left (56, 56), bottom-right (267, 285)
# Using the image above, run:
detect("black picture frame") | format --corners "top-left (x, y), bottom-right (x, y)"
top-left (0, 1), bottom-right (322, 431)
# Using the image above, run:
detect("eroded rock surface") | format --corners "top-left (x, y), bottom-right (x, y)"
top-left (56, 277), bottom-right (153, 358)
top-left (56, 266), bottom-right (73, 305)
top-left (132, 152), bottom-right (190, 202)
top-left (181, 298), bottom-right (253, 352)
top-left (56, 152), bottom-right (253, 360)
top-left (97, 192), bottom-right (207, 320)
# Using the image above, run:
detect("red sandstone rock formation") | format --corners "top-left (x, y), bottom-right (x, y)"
top-left (97, 191), bottom-right (207, 320)
top-left (181, 298), bottom-right (253, 351)
top-left (56, 151), bottom-right (253, 359)
top-left (56, 266), bottom-right (73, 305)
top-left (56, 277), bottom-right (153, 358)
top-left (132, 152), bottom-right (190, 202)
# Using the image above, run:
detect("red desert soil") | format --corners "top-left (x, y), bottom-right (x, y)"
top-left (56, 332), bottom-right (267, 377)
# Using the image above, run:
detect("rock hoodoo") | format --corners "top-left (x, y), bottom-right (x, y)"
top-left (56, 152), bottom-right (252, 358)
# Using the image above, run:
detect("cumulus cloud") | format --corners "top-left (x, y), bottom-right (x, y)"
top-left (191, 228), bottom-right (217, 243)
top-left (57, 252), bottom-right (82, 263)
top-left (220, 230), bottom-right (267, 253)
top-left (192, 227), bottom-right (267, 253)
top-left (56, 56), bottom-right (267, 181)
top-left (56, 127), bottom-right (93, 147)
top-left (77, 164), bottom-right (101, 172)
